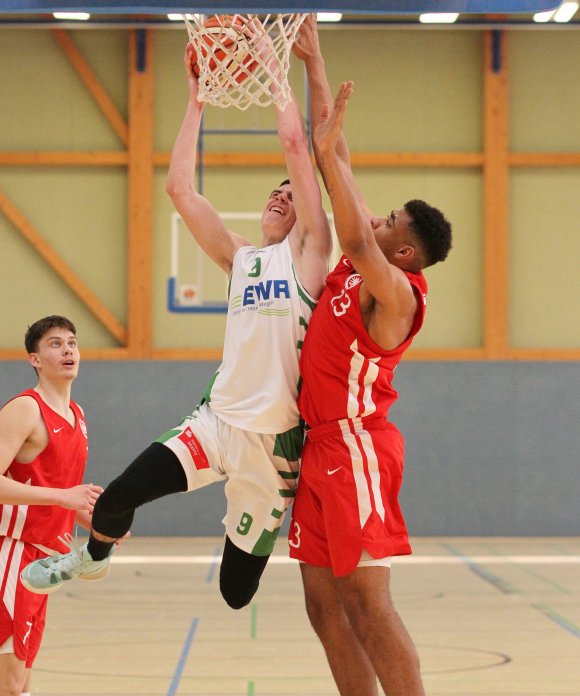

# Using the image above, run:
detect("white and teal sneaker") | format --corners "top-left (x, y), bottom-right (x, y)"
top-left (20, 533), bottom-right (111, 595)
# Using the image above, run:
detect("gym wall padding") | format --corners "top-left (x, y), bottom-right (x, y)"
top-left (2, 359), bottom-right (578, 537)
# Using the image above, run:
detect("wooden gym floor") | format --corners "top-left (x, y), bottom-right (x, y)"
top-left (32, 536), bottom-right (580, 696)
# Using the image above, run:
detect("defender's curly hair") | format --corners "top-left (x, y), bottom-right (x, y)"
top-left (404, 199), bottom-right (453, 268)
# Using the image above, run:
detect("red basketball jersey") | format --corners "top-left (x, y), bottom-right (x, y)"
top-left (0, 389), bottom-right (88, 553)
top-left (299, 256), bottom-right (428, 428)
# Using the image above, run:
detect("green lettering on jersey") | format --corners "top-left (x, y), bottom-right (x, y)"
top-left (237, 512), bottom-right (254, 536)
top-left (248, 258), bottom-right (261, 277)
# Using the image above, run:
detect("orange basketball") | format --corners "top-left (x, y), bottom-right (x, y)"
top-left (190, 15), bottom-right (258, 85)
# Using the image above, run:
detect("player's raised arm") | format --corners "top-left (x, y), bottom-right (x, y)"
top-left (314, 84), bottom-right (372, 254)
top-left (275, 88), bottom-right (331, 297)
top-left (293, 15), bottom-right (350, 168)
top-left (314, 83), bottom-right (417, 330)
top-left (166, 44), bottom-right (250, 275)
top-left (293, 15), bottom-right (373, 221)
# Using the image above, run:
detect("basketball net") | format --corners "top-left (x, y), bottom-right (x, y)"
top-left (184, 13), bottom-right (306, 111)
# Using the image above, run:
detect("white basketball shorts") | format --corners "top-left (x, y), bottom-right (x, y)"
top-left (157, 402), bottom-right (301, 556)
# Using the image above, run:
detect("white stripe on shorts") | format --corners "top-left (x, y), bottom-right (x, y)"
top-left (1, 537), bottom-right (24, 619)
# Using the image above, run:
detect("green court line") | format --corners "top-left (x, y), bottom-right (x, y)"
top-left (443, 543), bottom-right (517, 594)
top-left (248, 607), bottom-right (257, 695)
top-left (250, 602), bottom-right (258, 639)
top-left (480, 542), bottom-right (571, 594)
top-left (533, 604), bottom-right (580, 638)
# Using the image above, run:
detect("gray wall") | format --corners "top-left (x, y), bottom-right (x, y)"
top-left (2, 361), bottom-right (578, 537)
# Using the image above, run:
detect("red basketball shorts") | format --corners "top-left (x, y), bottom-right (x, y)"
top-left (0, 538), bottom-right (48, 668)
top-left (288, 417), bottom-right (412, 577)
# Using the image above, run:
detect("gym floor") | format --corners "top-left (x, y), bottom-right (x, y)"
top-left (33, 536), bottom-right (580, 695)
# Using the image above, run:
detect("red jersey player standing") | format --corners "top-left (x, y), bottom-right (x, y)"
top-left (0, 316), bottom-right (102, 696)
top-left (289, 16), bottom-right (453, 696)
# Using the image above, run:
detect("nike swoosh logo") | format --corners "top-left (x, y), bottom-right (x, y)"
top-left (327, 467), bottom-right (342, 476)
top-left (53, 427), bottom-right (64, 433)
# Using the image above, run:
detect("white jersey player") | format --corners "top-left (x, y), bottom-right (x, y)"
top-left (21, 42), bottom-right (332, 609)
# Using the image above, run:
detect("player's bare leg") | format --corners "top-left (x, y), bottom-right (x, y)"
top-left (338, 566), bottom-right (425, 696)
top-left (0, 652), bottom-right (28, 696)
top-left (300, 564), bottom-right (379, 696)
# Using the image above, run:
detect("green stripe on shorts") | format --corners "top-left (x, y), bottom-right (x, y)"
top-left (251, 527), bottom-right (281, 556)
top-left (279, 470), bottom-right (298, 480)
top-left (273, 424), bottom-right (304, 462)
top-left (156, 428), bottom-right (182, 444)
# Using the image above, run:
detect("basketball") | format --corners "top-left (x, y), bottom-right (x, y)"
top-left (190, 15), bottom-right (258, 85)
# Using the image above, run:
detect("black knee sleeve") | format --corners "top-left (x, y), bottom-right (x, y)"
top-left (92, 442), bottom-right (188, 539)
top-left (219, 535), bottom-right (270, 610)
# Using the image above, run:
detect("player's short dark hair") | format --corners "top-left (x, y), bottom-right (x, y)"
top-left (279, 179), bottom-right (290, 187)
top-left (25, 315), bottom-right (77, 353)
top-left (404, 199), bottom-right (453, 268)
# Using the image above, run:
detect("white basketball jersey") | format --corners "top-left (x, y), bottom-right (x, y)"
top-left (207, 237), bottom-right (316, 434)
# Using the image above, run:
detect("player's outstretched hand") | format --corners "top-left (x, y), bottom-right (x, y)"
top-left (292, 14), bottom-right (320, 63)
top-left (60, 483), bottom-right (103, 512)
top-left (183, 43), bottom-right (200, 100)
top-left (315, 81), bottom-right (354, 155)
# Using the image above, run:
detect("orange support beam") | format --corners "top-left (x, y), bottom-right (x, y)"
top-left (126, 29), bottom-right (154, 358)
top-left (51, 29), bottom-right (129, 147)
top-left (0, 152), bottom-right (128, 166)
top-left (0, 189), bottom-right (126, 345)
top-left (152, 150), bottom-right (485, 168)
top-left (483, 30), bottom-right (510, 359)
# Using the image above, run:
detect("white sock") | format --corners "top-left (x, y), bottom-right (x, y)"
top-left (21, 692), bottom-right (32, 696)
